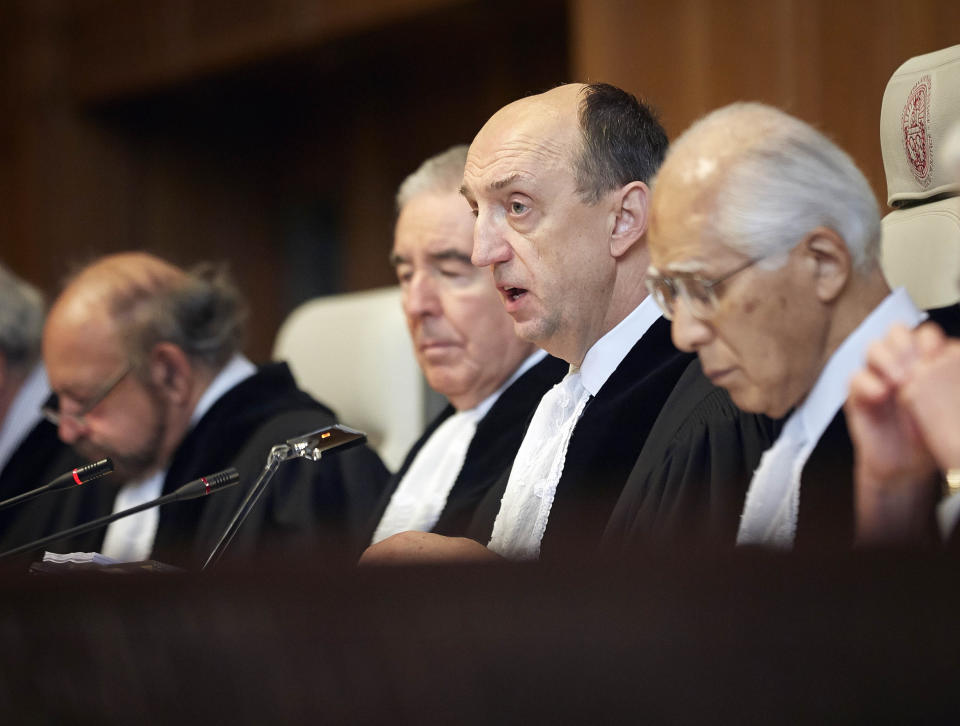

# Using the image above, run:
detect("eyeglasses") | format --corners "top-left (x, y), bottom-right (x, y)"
top-left (645, 257), bottom-right (762, 321)
top-left (42, 364), bottom-right (132, 429)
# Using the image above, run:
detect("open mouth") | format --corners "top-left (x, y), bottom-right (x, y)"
top-left (503, 286), bottom-right (527, 301)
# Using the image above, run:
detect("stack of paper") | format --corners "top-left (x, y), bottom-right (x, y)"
top-left (42, 551), bottom-right (120, 566)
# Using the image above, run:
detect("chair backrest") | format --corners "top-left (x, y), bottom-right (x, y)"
top-left (880, 45), bottom-right (960, 308)
top-left (272, 287), bottom-right (425, 471)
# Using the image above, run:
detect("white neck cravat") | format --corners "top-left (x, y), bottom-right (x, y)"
top-left (487, 369), bottom-right (591, 560)
top-left (736, 413), bottom-right (810, 548)
top-left (737, 288), bottom-right (925, 550)
top-left (99, 355), bottom-right (257, 562)
top-left (372, 409), bottom-right (481, 544)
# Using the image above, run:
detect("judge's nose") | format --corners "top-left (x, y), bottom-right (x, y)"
top-left (472, 212), bottom-right (512, 269)
top-left (403, 271), bottom-right (443, 320)
top-left (56, 413), bottom-right (88, 446)
top-left (670, 300), bottom-right (714, 353)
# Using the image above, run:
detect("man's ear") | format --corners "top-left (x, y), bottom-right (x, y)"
top-left (610, 181), bottom-right (650, 258)
top-left (803, 226), bottom-right (852, 303)
top-left (149, 342), bottom-right (193, 405)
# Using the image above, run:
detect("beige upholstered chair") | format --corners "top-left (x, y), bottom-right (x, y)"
top-left (880, 45), bottom-right (960, 309)
top-left (272, 286), bottom-right (426, 471)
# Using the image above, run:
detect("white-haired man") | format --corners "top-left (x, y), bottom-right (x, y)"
top-left (367, 146), bottom-right (566, 543)
top-left (644, 102), bottom-right (960, 549)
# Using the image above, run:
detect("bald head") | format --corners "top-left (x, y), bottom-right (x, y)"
top-left (651, 102), bottom-right (881, 271)
top-left (472, 83), bottom-right (668, 205)
top-left (50, 253), bottom-right (186, 353)
top-left (462, 82), bottom-right (668, 365)
top-left (56, 252), bottom-right (185, 312)
top-left (48, 252), bottom-right (245, 375)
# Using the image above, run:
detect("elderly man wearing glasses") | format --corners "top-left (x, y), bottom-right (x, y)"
top-left (33, 252), bottom-right (389, 568)
top-left (629, 102), bottom-right (960, 551)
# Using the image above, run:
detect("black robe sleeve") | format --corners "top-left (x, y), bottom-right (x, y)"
top-left (0, 419), bottom-right (90, 557)
top-left (604, 358), bottom-right (778, 551)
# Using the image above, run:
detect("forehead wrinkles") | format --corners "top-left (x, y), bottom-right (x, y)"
top-left (465, 128), bottom-right (573, 188)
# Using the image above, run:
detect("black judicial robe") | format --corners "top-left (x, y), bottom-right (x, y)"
top-left (604, 358), bottom-right (778, 551)
top-left (11, 363), bottom-right (389, 568)
top-left (467, 317), bottom-right (695, 557)
top-left (366, 354), bottom-right (568, 544)
top-left (609, 303), bottom-right (960, 552)
top-left (0, 419), bottom-right (86, 550)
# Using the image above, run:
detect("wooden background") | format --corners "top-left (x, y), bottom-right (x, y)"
top-left (1, 0), bottom-right (958, 360)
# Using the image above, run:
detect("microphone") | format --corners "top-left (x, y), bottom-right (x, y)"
top-left (0, 467), bottom-right (240, 561)
top-left (0, 458), bottom-right (113, 512)
top-left (165, 468), bottom-right (241, 502)
top-left (202, 424), bottom-right (367, 570)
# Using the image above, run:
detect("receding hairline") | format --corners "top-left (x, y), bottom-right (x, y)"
top-left (48, 253), bottom-right (190, 347)
top-left (461, 96), bottom-right (583, 201)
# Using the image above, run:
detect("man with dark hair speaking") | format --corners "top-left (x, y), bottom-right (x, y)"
top-left (34, 252), bottom-right (388, 567)
top-left (361, 82), bottom-right (745, 564)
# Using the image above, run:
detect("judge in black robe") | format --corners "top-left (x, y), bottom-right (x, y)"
top-left (607, 304), bottom-right (960, 553)
top-left (0, 419), bottom-right (86, 550)
top-left (366, 354), bottom-right (567, 544)
top-left (604, 358), bottom-right (779, 551)
top-left (467, 317), bottom-right (695, 558)
top-left (6, 363), bottom-right (389, 569)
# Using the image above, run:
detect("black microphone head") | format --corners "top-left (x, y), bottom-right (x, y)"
top-left (205, 468), bottom-right (240, 490)
top-left (74, 458), bottom-right (113, 485)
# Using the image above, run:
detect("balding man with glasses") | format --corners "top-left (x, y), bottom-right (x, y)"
top-left (32, 252), bottom-right (389, 568)
top-left (613, 102), bottom-right (960, 552)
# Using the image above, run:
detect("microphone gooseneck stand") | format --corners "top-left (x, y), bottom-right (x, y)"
top-left (201, 424), bottom-right (366, 571)
top-left (203, 439), bottom-right (323, 570)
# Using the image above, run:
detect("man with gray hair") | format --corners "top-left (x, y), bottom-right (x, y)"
top-left (34, 252), bottom-right (388, 567)
top-left (643, 102), bottom-right (960, 549)
top-left (367, 146), bottom-right (565, 543)
top-left (0, 262), bottom-right (84, 544)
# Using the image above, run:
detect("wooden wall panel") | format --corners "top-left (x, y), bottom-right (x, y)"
top-left (67, 0), bottom-right (464, 101)
top-left (0, 0), bottom-right (568, 361)
top-left (570, 0), bottom-right (960, 204)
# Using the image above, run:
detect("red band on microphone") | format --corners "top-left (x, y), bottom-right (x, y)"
top-left (202, 476), bottom-right (210, 495)
top-left (72, 469), bottom-right (83, 486)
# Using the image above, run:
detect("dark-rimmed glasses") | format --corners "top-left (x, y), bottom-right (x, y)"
top-left (41, 364), bottom-right (132, 429)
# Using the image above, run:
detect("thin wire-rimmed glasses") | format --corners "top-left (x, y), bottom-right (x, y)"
top-left (645, 257), bottom-right (762, 321)
top-left (41, 364), bottom-right (132, 429)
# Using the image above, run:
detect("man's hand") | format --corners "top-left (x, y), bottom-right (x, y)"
top-left (897, 325), bottom-right (960, 472)
top-left (846, 324), bottom-right (939, 544)
top-left (358, 531), bottom-right (503, 566)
